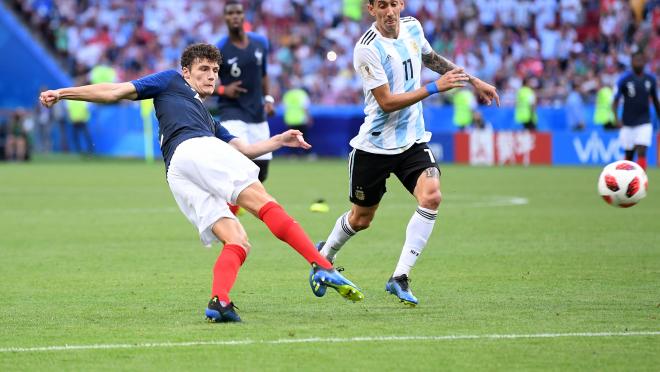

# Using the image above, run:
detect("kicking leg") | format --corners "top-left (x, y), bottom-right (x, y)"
top-left (237, 182), bottom-right (363, 301)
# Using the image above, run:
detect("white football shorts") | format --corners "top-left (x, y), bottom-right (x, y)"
top-left (167, 136), bottom-right (260, 246)
top-left (220, 120), bottom-right (272, 160)
top-left (619, 123), bottom-right (653, 150)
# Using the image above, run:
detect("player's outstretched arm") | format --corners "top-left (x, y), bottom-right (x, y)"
top-left (422, 51), bottom-right (500, 106)
top-left (39, 82), bottom-right (138, 108)
top-left (372, 68), bottom-right (469, 113)
top-left (229, 129), bottom-right (311, 159)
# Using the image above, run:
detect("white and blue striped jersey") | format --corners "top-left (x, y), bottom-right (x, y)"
top-left (351, 17), bottom-right (433, 154)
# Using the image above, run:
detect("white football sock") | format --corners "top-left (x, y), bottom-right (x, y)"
top-left (320, 211), bottom-right (356, 262)
top-left (393, 206), bottom-right (437, 277)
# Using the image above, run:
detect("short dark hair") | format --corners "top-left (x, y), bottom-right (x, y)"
top-left (180, 43), bottom-right (222, 70)
top-left (224, 0), bottom-right (243, 12)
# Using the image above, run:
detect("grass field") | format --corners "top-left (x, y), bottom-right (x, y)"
top-left (1, 158), bottom-right (659, 371)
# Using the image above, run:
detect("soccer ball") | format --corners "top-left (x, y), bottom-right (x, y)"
top-left (597, 160), bottom-right (648, 208)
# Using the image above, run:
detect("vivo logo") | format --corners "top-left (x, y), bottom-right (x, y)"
top-left (573, 132), bottom-right (621, 163)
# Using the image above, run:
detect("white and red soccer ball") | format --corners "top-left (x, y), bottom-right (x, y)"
top-left (598, 160), bottom-right (648, 208)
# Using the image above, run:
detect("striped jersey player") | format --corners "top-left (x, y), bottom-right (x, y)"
top-left (317, 0), bottom-right (500, 306)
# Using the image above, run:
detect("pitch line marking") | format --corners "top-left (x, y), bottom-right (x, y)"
top-left (1, 331), bottom-right (659, 353)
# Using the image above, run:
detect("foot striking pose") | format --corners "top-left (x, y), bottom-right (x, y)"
top-left (40, 43), bottom-right (363, 323)
top-left (316, 0), bottom-right (499, 306)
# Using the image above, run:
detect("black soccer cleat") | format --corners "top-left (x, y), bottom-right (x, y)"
top-left (205, 296), bottom-right (241, 323)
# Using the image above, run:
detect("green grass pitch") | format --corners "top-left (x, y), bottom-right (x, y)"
top-left (1, 158), bottom-right (658, 370)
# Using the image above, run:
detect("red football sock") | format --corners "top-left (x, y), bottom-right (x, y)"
top-left (211, 244), bottom-right (247, 303)
top-left (637, 156), bottom-right (647, 171)
top-left (258, 201), bottom-right (333, 269)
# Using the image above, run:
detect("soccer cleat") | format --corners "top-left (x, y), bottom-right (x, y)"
top-left (309, 241), bottom-right (331, 297)
top-left (385, 275), bottom-right (418, 307)
top-left (309, 263), bottom-right (364, 302)
top-left (205, 296), bottom-right (241, 323)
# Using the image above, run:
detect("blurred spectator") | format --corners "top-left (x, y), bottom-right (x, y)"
top-left (471, 110), bottom-right (492, 131)
top-left (565, 82), bottom-right (586, 131)
top-left (282, 83), bottom-right (312, 156)
top-left (9, 0), bottom-right (660, 106)
top-left (5, 109), bottom-right (31, 161)
top-left (594, 78), bottom-right (617, 130)
top-left (515, 76), bottom-right (538, 131)
top-left (65, 85), bottom-right (94, 155)
top-left (0, 114), bottom-right (7, 160)
top-left (452, 88), bottom-right (476, 131)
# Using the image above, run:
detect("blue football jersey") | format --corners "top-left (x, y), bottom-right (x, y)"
top-left (216, 32), bottom-right (269, 123)
top-left (615, 71), bottom-right (658, 127)
top-left (131, 70), bottom-right (236, 170)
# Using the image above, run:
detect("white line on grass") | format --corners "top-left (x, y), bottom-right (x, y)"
top-left (2, 331), bottom-right (659, 353)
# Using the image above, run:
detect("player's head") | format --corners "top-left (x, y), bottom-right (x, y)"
top-left (367, 0), bottom-right (405, 37)
top-left (180, 43), bottom-right (221, 98)
top-left (631, 51), bottom-right (645, 75)
top-left (224, 0), bottom-right (245, 33)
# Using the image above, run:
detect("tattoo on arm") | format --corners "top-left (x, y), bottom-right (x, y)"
top-left (424, 167), bottom-right (440, 178)
top-left (422, 51), bottom-right (474, 83)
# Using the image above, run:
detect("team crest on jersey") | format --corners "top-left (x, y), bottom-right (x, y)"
top-left (255, 49), bottom-right (263, 65)
top-left (354, 187), bottom-right (365, 201)
top-left (359, 63), bottom-right (374, 80)
top-left (645, 80), bottom-right (651, 91)
top-left (410, 41), bottom-right (419, 55)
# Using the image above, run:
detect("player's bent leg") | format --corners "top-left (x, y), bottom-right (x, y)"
top-left (347, 204), bottom-right (378, 232)
top-left (413, 167), bottom-right (442, 209)
top-left (319, 206), bottom-right (374, 263)
top-left (206, 218), bottom-right (249, 323)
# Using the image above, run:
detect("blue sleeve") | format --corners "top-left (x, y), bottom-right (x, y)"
top-left (215, 121), bottom-right (236, 143)
top-left (131, 70), bottom-right (178, 100)
top-left (650, 74), bottom-right (658, 98)
top-left (614, 75), bottom-right (625, 100)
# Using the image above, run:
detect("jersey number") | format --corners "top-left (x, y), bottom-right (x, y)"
top-left (230, 63), bottom-right (241, 78)
top-left (402, 59), bottom-right (413, 81)
top-left (424, 148), bottom-right (436, 163)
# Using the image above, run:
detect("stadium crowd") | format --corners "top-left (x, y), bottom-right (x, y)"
top-left (9, 0), bottom-right (660, 108)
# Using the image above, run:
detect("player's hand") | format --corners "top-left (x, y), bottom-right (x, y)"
top-left (264, 102), bottom-right (275, 117)
top-left (615, 120), bottom-right (623, 128)
top-left (471, 77), bottom-right (500, 107)
top-left (224, 81), bottom-right (247, 98)
top-left (39, 89), bottom-right (61, 108)
top-left (278, 129), bottom-right (311, 149)
top-left (435, 68), bottom-right (469, 92)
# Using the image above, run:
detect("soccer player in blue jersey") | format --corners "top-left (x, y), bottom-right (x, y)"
top-left (316, 0), bottom-right (499, 306)
top-left (215, 1), bottom-right (274, 183)
top-left (611, 51), bottom-right (659, 171)
top-left (39, 43), bottom-right (363, 323)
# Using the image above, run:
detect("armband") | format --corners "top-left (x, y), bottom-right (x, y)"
top-left (425, 82), bottom-right (439, 95)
